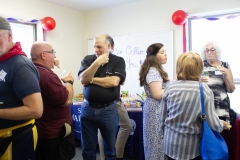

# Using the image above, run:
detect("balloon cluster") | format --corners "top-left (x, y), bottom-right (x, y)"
top-left (172, 10), bottom-right (187, 25)
top-left (41, 17), bottom-right (56, 31)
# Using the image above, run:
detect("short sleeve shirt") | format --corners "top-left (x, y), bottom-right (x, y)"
top-left (0, 55), bottom-right (40, 129)
top-left (144, 67), bottom-right (166, 98)
top-left (78, 53), bottom-right (126, 103)
top-left (34, 63), bottom-right (72, 139)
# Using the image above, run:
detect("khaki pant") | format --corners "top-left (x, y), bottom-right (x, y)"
top-left (98, 101), bottom-right (132, 159)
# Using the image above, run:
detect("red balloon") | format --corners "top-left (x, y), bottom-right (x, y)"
top-left (41, 17), bottom-right (56, 31)
top-left (172, 10), bottom-right (187, 25)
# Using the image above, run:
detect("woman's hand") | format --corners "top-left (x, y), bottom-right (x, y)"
top-left (216, 66), bottom-right (228, 77)
top-left (200, 76), bottom-right (209, 83)
top-left (223, 121), bottom-right (232, 130)
top-left (217, 65), bottom-right (235, 93)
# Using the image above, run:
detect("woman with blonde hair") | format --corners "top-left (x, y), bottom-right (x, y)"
top-left (160, 52), bottom-right (231, 160)
top-left (139, 43), bottom-right (169, 160)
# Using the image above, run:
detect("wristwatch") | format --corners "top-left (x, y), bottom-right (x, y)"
top-left (65, 80), bottom-right (73, 85)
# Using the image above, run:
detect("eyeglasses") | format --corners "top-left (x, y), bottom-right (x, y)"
top-left (43, 50), bottom-right (56, 55)
top-left (205, 48), bottom-right (216, 53)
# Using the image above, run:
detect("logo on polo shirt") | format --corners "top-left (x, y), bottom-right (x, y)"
top-left (0, 69), bottom-right (7, 82)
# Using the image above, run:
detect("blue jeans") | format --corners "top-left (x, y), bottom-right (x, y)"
top-left (98, 100), bottom-right (132, 159)
top-left (80, 101), bottom-right (118, 160)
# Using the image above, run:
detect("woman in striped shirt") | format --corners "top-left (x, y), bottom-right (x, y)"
top-left (159, 52), bottom-right (231, 160)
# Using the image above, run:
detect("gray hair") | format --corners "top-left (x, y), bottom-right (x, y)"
top-left (0, 16), bottom-right (11, 31)
top-left (94, 33), bottom-right (111, 45)
top-left (200, 41), bottom-right (221, 60)
top-left (106, 36), bottom-right (114, 47)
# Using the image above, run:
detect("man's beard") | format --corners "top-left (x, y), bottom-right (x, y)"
top-left (0, 45), bottom-right (8, 57)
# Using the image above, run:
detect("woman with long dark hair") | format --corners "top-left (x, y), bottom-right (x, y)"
top-left (139, 43), bottom-right (169, 160)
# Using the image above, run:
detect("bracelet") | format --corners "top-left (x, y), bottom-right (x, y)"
top-left (65, 80), bottom-right (73, 85)
top-left (90, 78), bottom-right (94, 84)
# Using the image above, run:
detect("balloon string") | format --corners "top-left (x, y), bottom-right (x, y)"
top-left (183, 23), bottom-right (186, 52)
top-left (43, 29), bottom-right (47, 41)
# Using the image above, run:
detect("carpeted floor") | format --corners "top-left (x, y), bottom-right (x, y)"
top-left (72, 146), bottom-right (101, 160)
top-left (72, 139), bottom-right (138, 160)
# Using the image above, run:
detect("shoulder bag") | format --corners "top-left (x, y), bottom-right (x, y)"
top-left (199, 82), bottom-right (228, 160)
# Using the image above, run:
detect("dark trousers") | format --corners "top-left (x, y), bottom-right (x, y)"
top-left (35, 125), bottom-right (76, 160)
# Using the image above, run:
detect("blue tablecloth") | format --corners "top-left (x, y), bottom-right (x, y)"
top-left (125, 110), bottom-right (145, 160)
top-left (70, 104), bottom-right (81, 140)
top-left (70, 104), bottom-right (144, 160)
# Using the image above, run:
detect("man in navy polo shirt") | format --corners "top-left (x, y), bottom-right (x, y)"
top-left (0, 16), bottom-right (43, 159)
top-left (78, 33), bottom-right (126, 160)
top-left (98, 36), bottom-right (132, 160)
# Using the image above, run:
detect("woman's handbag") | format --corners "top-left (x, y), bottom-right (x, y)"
top-left (199, 82), bottom-right (228, 160)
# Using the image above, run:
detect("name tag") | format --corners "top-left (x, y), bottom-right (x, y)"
top-left (215, 71), bottom-right (222, 75)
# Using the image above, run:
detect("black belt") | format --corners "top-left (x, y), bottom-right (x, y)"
top-left (0, 124), bottom-right (34, 157)
top-left (84, 99), bottom-right (114, 109)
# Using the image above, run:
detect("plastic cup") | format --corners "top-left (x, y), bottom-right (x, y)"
top-left (201, 70), bottom-right (209, 81)
top-left (62, 70), bottom-right (68, 78)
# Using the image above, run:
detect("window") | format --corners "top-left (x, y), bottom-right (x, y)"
top-left (228, 85), bottom-right (240, 113)
top-left (188, 11), bottom-right (240, 113)
top-left (10, 22), bottom-right (36, 57)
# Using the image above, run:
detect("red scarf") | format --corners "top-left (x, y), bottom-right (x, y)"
top-left (0, 42), bottom-right (27, 62)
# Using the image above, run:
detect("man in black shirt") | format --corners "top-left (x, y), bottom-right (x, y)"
top-left (78, 33), bottom-right (126, 160)
top-left (98, 36), bottom-right (132, 160)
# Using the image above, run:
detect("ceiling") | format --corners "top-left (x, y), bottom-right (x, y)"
top-left (42, 0), bottom-right (143, 12)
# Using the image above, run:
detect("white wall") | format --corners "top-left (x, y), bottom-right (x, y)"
top-left (84, 0), bottom-right (240, 79)
top-left (0, 0), bottom-right (85, 94)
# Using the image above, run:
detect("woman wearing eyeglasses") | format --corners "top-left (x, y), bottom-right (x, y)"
top-left (200, 41), bottom-right (236, 157)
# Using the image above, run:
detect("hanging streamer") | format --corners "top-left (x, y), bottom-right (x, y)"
top-left (43, 29), bottom-right (47, 41)
top-left (190, 14), bottom-right (240, 21)
top-left (6, 17), bottom-right (39, 24)
top-left (206, 17), bottom-right (220, 21)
